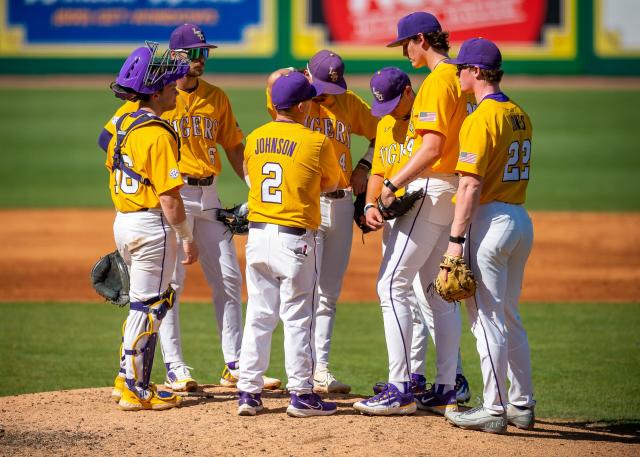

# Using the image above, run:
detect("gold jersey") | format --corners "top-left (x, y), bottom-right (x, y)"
top-left (105, 111), bottom-right (183, 212)
top-left (266, 87), bottom-right (377, 188)
top-left (105, 79), bottom-right (244, 178)
top-left (456, 94), bottom-right (533, 205)
top-left (370, 115), bottom-right (413, 196)
top-left (244, 120), bottom-right (340, 229)
top-left (408, 62), bottom-right (475, 174)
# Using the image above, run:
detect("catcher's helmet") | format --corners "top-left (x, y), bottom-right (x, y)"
top-left (111, 42), bottom-right (189, 100)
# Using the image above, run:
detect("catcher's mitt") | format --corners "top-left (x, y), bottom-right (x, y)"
top-left (377, 188), bottom-right (424, 220)
top-left (216, 202), bottom-right (249, 235)
top-left (90, 250), bottom-right (130, 306)
top-left (353, 192), bottom-right (372, 234)
top-left (434, 255), bottom-right (477, 302)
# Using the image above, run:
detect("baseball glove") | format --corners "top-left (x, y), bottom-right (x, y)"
top-left (434, 255), bottom-right (477, 302)
top-left (90, 250), bottom-right (130, 306)
top-left (377, 188), bottom-right (425, 220)
top-left (216, 202), bottom-right (249, 235)
top-left (353, 192), bottom-right (372, 234)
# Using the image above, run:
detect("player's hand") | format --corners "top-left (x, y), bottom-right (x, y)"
top-left (380, 186), bottom-right (396, 207)
top-left (365, 206), bottom-right (384, 231)
top-left (350, 166), bottom-right (368, 195)
top-left (182, 241), bottom-right (199, 265)
top-left (445, 241), bottom-right (463, 258)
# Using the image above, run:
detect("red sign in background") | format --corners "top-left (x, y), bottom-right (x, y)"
top-left (322, 0), bottom-right (547, 44)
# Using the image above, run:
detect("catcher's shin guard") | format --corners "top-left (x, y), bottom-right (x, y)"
top-left (123, 286), bottom-right (175, 395)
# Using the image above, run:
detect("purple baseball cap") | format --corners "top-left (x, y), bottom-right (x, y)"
top-left (370, 67), bottom-right (411, 117)
top-left (271, 71), bottom-right (317, 110)
top-left (169, 23), bottom-right (217, 50)
top-left (449, 37), bottom-right (502, 69)
top-left (307, 50), bottom-right (347, 95)
top-left (387, 12), bottom-right (442, 47)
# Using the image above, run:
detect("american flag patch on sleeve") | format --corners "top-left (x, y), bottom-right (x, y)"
top-left (418, 111), bottom-right (437, 122)
top-left (458, 151), bottom-right (478, 164)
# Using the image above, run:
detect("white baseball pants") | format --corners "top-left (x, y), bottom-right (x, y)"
top-left (238, 224), bottom-right (318, 394)
top-left (160, 179), bottom-right (243, 368)
top-left (313, 192), bottom-right (354, 371)
top-left (377, 176), bottom-right (461, 388)
top-left (465, 201), bottom-right (535, 414)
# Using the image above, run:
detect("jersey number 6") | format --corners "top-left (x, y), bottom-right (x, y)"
top-left (261, 162), bottom-right (282, 203)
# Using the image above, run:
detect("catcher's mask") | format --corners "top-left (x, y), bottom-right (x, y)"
top-left (110, 41), bottom-right (190, 101)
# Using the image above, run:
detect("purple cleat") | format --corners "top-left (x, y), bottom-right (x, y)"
top-left (354, 383), bottom-right (417, 416)
top-left (415, 384), bottom-right (458, 415)
top-left (373, 373), bottom-right (427, 395)
top-left (238, 391), bottom-right (263, 416)
top-left (286, 392), bottom-right (337, 417)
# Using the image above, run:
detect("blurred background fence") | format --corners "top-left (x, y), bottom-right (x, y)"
top-left (0, 0), bottom-right (639, 75)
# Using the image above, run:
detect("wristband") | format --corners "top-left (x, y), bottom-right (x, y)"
top-left (383, 178), bottom-right (398, 193)
top-left (449, 235), bottom-right (466, 244)
top-left (364, 203), bottom-right (376, 213)
top-left (173, 219), bottom-right (193, 243)
top-left (357, 158), bottom-right (372, 170)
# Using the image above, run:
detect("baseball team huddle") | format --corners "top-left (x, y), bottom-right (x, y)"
top-left (97, 10), bottom-right (535, 435)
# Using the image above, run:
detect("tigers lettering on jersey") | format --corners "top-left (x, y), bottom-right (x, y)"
top-left (456, 96), bottom-right (533, 205)
top-left (408, 62), bottom-right (474, 175)
top-left (371, 115), bottom-right (413, 197)
top-left (171, 115), bottom-right (218, 140)
top-left (244, 121), bottom-right (340, 229)
top-left (305, 116), bottom-right (351, 148)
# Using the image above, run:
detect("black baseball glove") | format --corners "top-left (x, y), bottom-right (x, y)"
top-left (377, 188), bottom-right (425, 220)
top-left (216, 202), bottom-right (249, 235)
top-left (90, 250), bottom-right (130, 307)
top-left (353, 192), bottom-right (372, 234)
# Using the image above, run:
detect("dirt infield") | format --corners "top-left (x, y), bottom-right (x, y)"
top-left (3, 209), bottom-right (639, 303)
top-left (1, 386), bottom-right (638, 457)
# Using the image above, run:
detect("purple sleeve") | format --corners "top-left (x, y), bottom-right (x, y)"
top-left (98, 129), bottom-right (112, 153)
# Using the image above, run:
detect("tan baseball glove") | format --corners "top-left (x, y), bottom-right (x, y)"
top-left (434, 254), bottom-right (477, 302)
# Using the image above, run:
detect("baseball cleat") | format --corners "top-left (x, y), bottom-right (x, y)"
top-left (354, 383), bottom-right (417, 416)
top-left (455, 374), bottom-right (471, 403)
top-left (415, 384), bottom-right (458, 415)
top-left (373, 373), bottom-right (427, 395)
top-left (165, 364), bottom-right (198, 392)
top-left (313, 370), bottom-right (351, 394)
top-left (446, 406), bottom-right (507, 434)
top-left (237, 391), bottom-right (264, 416)
top-left (287, 393), bottom-right (337, 417)
top-left (111, 375), bottom-right (126, 403)
top-left (220, 363), bottom-right (282, 390)
top-left (507, 404), bottom-right (535, 430)
top-left (118, 388), bottom-right (182, 411)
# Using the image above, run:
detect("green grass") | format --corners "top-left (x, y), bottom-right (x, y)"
top-left (1, 302), bottom-right (638, 422)
top-left (0, 88), bottom-right (638, 210)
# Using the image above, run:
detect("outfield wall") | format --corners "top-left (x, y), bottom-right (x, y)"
top-left (0, 0), bottom-right (638, 75)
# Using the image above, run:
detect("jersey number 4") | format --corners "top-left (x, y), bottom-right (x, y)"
top-left (503, 139), bottom-right (531, 182)
top-left (261, 162), bottom-right (282, 203)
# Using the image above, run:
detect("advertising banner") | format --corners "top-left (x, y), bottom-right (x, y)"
top-left (0, 0), bottom-right (276, 57)
top-left (292, 0), bottom-right (576, 61)
top-left (594, 0), bottom-right (640, 57)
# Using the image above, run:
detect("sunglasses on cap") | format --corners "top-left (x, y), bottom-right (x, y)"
top-left (176, 47), bottom-right (209, 60)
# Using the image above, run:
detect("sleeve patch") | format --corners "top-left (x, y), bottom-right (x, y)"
top-left (169, 168), bottom-right (180, 179)
top-left (418, 112), bottom-right (437, 122)
top-left (458, 151), bottom-right (478, 164)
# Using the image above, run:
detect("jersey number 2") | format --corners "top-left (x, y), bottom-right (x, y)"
top-left (261, 162), bottom-right (282, 203)
top-left (503, 140), bottom-right (531, 182)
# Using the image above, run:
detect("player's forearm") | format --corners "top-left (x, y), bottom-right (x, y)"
top-left (389, 132), bottom-right (443, 188)
top-left (159, 188), bottom-right (187, 226)
top-left (450, 175), bottom-right (482, 238)
top-left (366, 174), bottom-right (384, 203)
top-left (225, 143), bottom-right (246, 180)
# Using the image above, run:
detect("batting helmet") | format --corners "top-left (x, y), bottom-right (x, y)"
top-left (111, 42), bottom-right (189, 100)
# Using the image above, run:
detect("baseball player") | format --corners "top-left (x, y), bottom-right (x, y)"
top-left (100, 24), bottom-right (281, 399)
top-left (237, 71), bottom-right (341, 417)
top-left (264, 51), bottom-right (378, 394)
top-left (359, 12), bottom-right (474, 415)
top-left (361, 68), bottom-right (471, 405)
top-left (444, 38), bottom-right (535, 434)
top-left (105, 43), bottom-right (198, 411)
